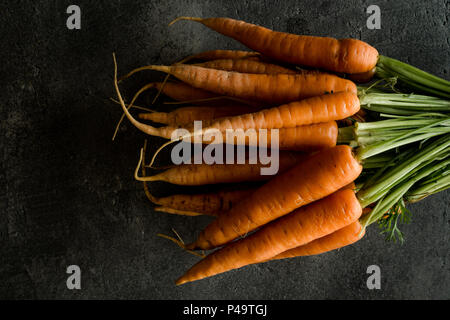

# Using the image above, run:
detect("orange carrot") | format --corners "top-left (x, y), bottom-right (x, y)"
top-left (170, 17), bottom-right (379, 74)
top-left (138, 110), bottom-right (338, 151)
top-left (270, 221), bottom-right (365, 260)
top-left (195, 58), bottom-right (297, 74)
top-left (348, 67), bottom-right (377, 83)
top-left (179, 49), bottom-right (261, 63)
top-left (134, 150), bottom-right (304, 186)
top-left (148, 188), bottom-right (255, 216)
top-left (185, 145), bottom-right (362, 250)
top-left (248, 122), bottom-right (338, 151)
top-left (123, 64), bottom-right (357, 104)
top-left (138, 104), bottom-right (259, 126)
top-left (176, 189), bottom-right (362, 285)
top-left (116, 91), bottom-right (360, 141)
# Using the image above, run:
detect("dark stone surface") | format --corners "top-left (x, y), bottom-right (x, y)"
top-left (0, 0), bottom-right (448, 299)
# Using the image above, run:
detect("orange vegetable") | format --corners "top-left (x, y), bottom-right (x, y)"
top-left (148, 188), bottom-right (255, 216)
top-left (176, 189), bottom-right (362, 285)
top-left (132, 81), bottom-right (218, 102)
top-left (271, 221), bottom-right (365, 260)
top-left (134, 149), bottom-right (304, 186)
top-left (248, 122), bottom-right (338, 151)
top-left (186, 145), bottom-right (362, 250)
top-left (195, 58), bottom-right (297, 74)
top-left (116, 91), bottom-right (360, 141)
top-left (180, 49), bottom-right (261, 63)
top-left (124, 64), bottom-right (356, 104)
top-left (170, 17), bottom-right (379, 74)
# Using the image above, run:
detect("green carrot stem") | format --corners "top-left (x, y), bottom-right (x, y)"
top-left (357, 134), bottom-right (450, 207)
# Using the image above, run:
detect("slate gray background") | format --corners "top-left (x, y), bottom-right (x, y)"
top-left (0, 0), bottom-right (449, 299)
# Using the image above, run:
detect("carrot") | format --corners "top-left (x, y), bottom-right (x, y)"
top-left (154, 206), bottom-right (206, 217)
top-left (138, 110), bottom-right (338, 151)
top-left (270, 221), bottom-right (364, 260)
top-left (148, 188), bottom-right (255, 216)
top-left (195, 58), bottom-right (297, 74)
top-left (123, 64), bottom-right (357, 104)
top-left (153, 171), bottom-right (354, 220)
top-left (176, 188), bottom-right (362, 285)
top-left (134, 149), bottom-right (304, 186)
top-left (116, 91), bottom-right (360, 141)
top-left (185, 145), bottom-right (362, 250)
top-left (179, 49), bottom-right (261, 63)
top-left (170, 17), bottom-right (379, 74)
top-left (348, 67), bottom-right (377, 83)
top-left (138, 104), bottom-right (259, 126)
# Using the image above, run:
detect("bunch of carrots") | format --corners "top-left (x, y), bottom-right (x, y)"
top-left (111, 17), bottom-right (450, 285)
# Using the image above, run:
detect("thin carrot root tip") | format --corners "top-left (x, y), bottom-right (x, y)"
top-left (157, 233), bottom-right (205, 258)
top-left (152, 74), bottom-right (170, 105)
top-left (168, 16), bottom-right (201, 26)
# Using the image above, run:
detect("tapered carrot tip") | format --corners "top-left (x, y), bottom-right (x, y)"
top-left (169, 16), bottom-right (203, 26)
top-left (119, 65), bottom-right (172, 82)
top-left (175, 276), bottom-right (188, 286)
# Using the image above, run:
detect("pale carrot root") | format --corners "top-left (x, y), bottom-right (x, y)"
top-left (178, 49), bottom-right (261, 64)
top-left (155, 206), bottom-right (209, 217)
top-left (134, 64), bottom-right (357, 104)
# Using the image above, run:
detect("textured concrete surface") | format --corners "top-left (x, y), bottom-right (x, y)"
top-left (0, 0), bottom-right (448, 299)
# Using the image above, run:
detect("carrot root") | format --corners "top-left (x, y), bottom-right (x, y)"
top-left (169, 16), bottom-right (202, 26)
top-left (155, 206), bottom-right (211, 217)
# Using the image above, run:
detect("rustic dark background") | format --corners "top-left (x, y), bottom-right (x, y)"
top-left (0, 0), bottom-right (448, 299)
